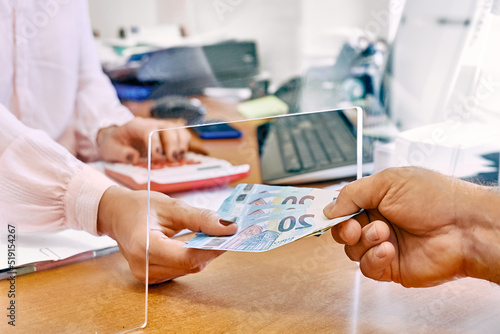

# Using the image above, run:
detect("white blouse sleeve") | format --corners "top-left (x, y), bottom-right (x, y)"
top-left (0, 104), bottom-right (117, 235)
top-left (73, 0), bottom-right (134, 161)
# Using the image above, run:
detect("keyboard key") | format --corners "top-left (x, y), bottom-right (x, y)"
top-left (316, 129), bottom-right (345, 163)
top-left (304, 129), bottom-right (330, 166)
top-left (277, 128), bottom-right (302, 172)
top-left (291, 129), bottom-right (315, 170)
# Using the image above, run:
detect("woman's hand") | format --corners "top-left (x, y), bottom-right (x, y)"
top-left (97, 117), bottom-right (191, 164)
top-left (97, 186), bottom-right (237, 284)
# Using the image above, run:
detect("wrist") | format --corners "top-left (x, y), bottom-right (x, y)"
top-left (462, 184), bottom-right (500, 284)
top-left (96, 125), bottom-right (116, 147)
top-left (123, 100), bottom-right (155, 118)
top-left (97, 185), bottom-right (132, 239)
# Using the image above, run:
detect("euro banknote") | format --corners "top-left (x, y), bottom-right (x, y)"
top-left (217, 183), bottom-right (339, 220)
top-left (185, 184), bottom-right (357, 252)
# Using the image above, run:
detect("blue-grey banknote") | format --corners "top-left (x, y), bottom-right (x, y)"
top-left (185, 184), bottom-right (357, 252)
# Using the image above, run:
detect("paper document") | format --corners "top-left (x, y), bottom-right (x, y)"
top-left (1, 230), bottom-right (117, 279)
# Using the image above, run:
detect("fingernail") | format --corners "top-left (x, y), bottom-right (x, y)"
top-left (127, 153), bottom-right (134, 163)
top-left (324, 199), bottom-right (337, 213)
top-left (375, 244), bottom-right (386, 258)
top-left (366, 225), bottom-right (379, 242)
top-left (173, 152), bottom-right (179, 161)
top-left (156, 147), bottom-right (162, 155)
top-left (179, 151), bottom-right (185, 160)
top-left (219, 219), bottom-right (237, 226)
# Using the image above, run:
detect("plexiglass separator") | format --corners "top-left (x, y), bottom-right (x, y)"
top-left (145, 106), bottom-right (365, 326)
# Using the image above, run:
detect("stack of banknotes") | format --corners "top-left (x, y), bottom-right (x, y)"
top-left (185, 184), bottom-right (358, 252)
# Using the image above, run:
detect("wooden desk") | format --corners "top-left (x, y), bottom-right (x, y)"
top-left (141, 234), bottom-right (500, 334)
top-left (3, 233), bottom-right (500, 333)
top-left (2, 98), bottom-right (500, 333)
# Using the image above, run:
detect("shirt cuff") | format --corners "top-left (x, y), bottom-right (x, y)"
top-left (77, 105), bottom-right (134, 162)
top-left (65, 164), bottom-right (118, 236)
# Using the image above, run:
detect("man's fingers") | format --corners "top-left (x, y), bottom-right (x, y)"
top-left (344, 220), bottom-right (391, 261)
top-left (331, 218), bottom-right (362, 245)
top-left (323, 171), bottom-right (392, 219)
top-left (359, 241), bottom-right (396, 282)
top-left (330, 209), bottom-right (372, 245)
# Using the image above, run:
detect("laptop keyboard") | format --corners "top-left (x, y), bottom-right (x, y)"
top-left (274, 112), bottom-right (370, 173)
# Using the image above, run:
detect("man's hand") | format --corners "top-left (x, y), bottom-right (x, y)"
top-left (97, 186), bottom-right (238, 284)
top-left (97, 117), bottom-right (191, 163)
top-left (323, 167), bottom-right (486, 287)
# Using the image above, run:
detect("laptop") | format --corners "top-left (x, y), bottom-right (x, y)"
top-left (257, 108), bottom-right (373, 185)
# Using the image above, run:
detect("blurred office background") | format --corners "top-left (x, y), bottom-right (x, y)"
top-left (89, 0), bottom-right (393, 86)
top-left (88, 0), bottom-right (500, 181)
top-left (88, 0), bottom-right (500, 124)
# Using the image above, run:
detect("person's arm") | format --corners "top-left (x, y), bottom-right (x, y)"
top-left (323, 167), bottom-right (500, 287)
top-left (72, 0), bottom-right (134, 162)
top-left (0, 104), bottom-right (114, 235)
top-left (73, 1), bottom-right (190, 163)
top-left (0, 105), bottom-right (236, 283)
top-left (463, 185), bottom-right (500, 285)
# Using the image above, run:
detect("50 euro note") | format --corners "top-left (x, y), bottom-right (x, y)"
top-left (185, 184), bottom-right (356, 252)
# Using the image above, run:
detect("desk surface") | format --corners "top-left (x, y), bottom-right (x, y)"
top-left (2, 232), bottom-right (500, 333)
top-left (2, 97), bottom-right (500, 333)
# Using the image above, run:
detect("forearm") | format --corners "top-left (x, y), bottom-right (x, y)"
top-left (0, 106), bottom-right (115, 234)
top-left (463, 185), bottom-right (500, 284)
